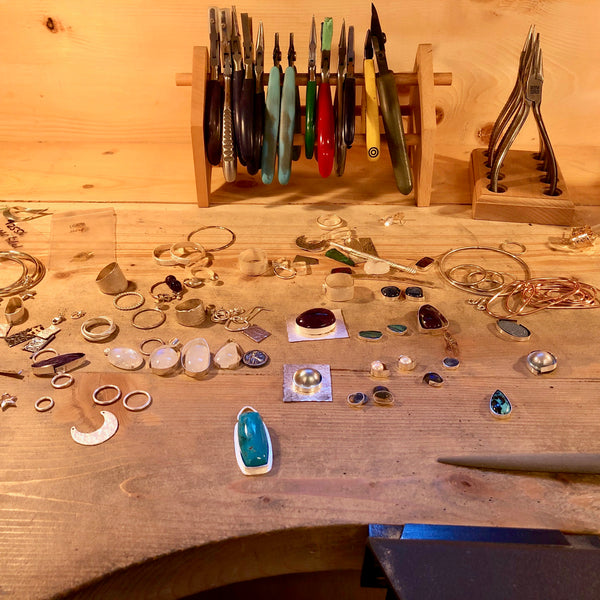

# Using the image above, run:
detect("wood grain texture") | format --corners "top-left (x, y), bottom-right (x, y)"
top-left (1, 201), bottom-right (600, 598)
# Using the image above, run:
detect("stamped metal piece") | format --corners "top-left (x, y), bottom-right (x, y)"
top-left (283, 364), bottom-right (332, 402)
top-left (242, 325), bottom-right (271, 343)
top-left (242, 350), bottom-right (270, 368)
top-left (71, 411), bottom-right (119, 446)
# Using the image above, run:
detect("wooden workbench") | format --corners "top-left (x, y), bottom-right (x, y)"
top-left (2, 194), bottom-right (600, 599)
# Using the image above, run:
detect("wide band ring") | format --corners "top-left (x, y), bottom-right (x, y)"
top-left (51, 373), bottom-right (74, 389)
top-left (81, 316), bottom-right (117, 341)
top-left (123, 390), bottom-right (152, 412)
top-left (169, 241), bottom-right (206, 265)
top-left (153, 243), bottom-right (179, 266)
top-left (93, 384), bottom-right (121, 405)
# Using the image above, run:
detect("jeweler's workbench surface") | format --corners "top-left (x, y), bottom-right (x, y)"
top-left (2, 201), bottom-right (600, 599)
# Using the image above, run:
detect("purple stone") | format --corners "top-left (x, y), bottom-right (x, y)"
top-left (418, 304), bottom-right (448, 332)
top-left (296, 307), bottom-right (336, 330)
top-left (165, 275), bottom-right (183, 293)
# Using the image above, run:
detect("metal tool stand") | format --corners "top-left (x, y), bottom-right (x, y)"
top-left (176, 45), bottom-right (451, 207)
top-left (470, 147), bottom-right (574, 225)
top-left (360, 523), bottom-right (600, 600)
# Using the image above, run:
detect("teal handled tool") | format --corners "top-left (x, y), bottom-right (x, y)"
top-left (239, 13), bottom-right (256, 170)
top-left (278, 34), bottom-right (297, 185)
top-left (204, 7), bottom-right (222, 166)
top-left (370, 4), bottom-right (412, 194)
top-left (230, 7), bottom-right (245, 165)
top-left (219, 9), bottom-right (236, 182)
top-left (316, 18), bottom-right (334, 178)
top-left (261, 33), bottom-right (282, 184)
top-left (334, 20), bottom-right (347, 176)
top-left (304, 16), bottom-right (317, 159)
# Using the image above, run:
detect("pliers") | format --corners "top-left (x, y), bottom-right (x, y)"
top-left (204, 7), bottom-right (223, 166)
top-left (238, 13), bottom-right (256, 170)
top-left (363, 29), bottom-right (380, 161)
top-left (230, 7), bottom-right (245, 165)
top-left (334, 21), bottom-right (347, 176)
top-left (219, 9), bottom-right (236, 182)
top-left (278, 34), bottom-right (297, 184)
top-left (344, 25), bottom-right (356, 148)
top-left (261, 33), bottom-right (283, 184)
top-left (316, 18), bottom-right (335, 178)
top-left (248, 21), bottom-right (265, 175)
top-left (370, 4), bottom-right (413, 194)
top-left (305, 16), bottom-right (317, 159)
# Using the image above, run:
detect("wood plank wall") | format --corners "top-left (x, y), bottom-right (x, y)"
top-left (2, 1), bottom-right (599, 150)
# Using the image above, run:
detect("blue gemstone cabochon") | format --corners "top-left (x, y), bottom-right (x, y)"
top-left (358, 330), bottom-right (384, 340)
top-left (490, 389), bottom-right (512, 417)
top-left (387, 324), bottom-right (408, 335)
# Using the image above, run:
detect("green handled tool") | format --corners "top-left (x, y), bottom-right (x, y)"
top-left (370, 4), bottom-right (412, 194)
top-left (304, 16), bottom-right (317, 159)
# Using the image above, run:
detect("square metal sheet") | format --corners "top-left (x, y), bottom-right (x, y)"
top-left (286, 309), bottom-right (348, 342)
top-left (283, 364), bottom-right (332, 402)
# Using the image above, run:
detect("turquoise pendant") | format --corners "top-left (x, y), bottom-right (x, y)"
top-left (234, 407), bottom-right (273, 475)
top-left (489, 389), bottom-right (512, 418)
top-left (358, 330), bottom-right (383, 341)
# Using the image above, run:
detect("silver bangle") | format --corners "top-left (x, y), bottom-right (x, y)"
top-left (132, 308), bottom-right (166, 330)
top-left (169, 241), bottom-right (206, 265)
top-left (123, 390), bottom-right (152, 412)
top-left (51, 373), bottom-right (74, 389)
top-left (35, 396), bottom-right (55, 412)
top-left (186, 225), bottom-right (236, 252)
top-left (93, 384), bottom-right (121, 405)
top-left (152, 243), bottom-right (179, 266)
top-left (139, 337), bottom-right (165, 356)
top-left (113, 291), bottom-right (145, 311)
top-left (81, 316), bottom-right (117, 341)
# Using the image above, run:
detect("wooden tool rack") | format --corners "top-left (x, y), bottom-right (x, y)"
top-left (176, 44), bottom-right (452, 208)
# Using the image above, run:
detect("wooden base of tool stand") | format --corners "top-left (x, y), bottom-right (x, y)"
top-left (176, 44), bottom-right (451, 208)
top-left (470, 148), bottom-right (575, 226)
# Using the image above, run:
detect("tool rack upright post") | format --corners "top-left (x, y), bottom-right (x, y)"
top-left (176, 44), bottom-right (452, 208)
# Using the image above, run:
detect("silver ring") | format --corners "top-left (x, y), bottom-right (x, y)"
top-left (123, 390), bottom-right (152, 412)
top-left (113, 291), bottom-right (145, 311)
top-left (500, 240), bottom-right (527, 255)
top-left (93, 384), bottom-right (121, 405)
top-left (273, 264), bottom-right (296, 279)
top-left (132, 308), bottom-right (166, 330)
top-left (152, 243), bottom-right (179, 266)
top-left (35, 396), bottom-right (55, 412)
top-left (51, 373), bottom-right (74, 389)
top-left (169, 241), bottom-right (206, 265)
top-left (81, 316), bottom-right (117, 341)
top-left (186, 225), bottom-right (236, 252)
top-left (31, 347), bottom-right (58, 361)
top-left (139, 337), bottom-right (165, 356)
top-left (150, 281), bottom-right (182, 303)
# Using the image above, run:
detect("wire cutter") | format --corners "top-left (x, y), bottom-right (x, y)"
top-left (305, 16), bottom-right (317, 159)
top-left (343, 25), bottom-right (356, 148)
top-left (219, 9), bottom-right (236, 182)
top-left (230, 7), bottom-right (245, 165)
top-left (247, 21), bottom-right (265, 175)
top-left (204, 7), bottom-right (223, 166)
top-left (261, 33), bottom-right (283, 184)
top-left (363, 29), bottom-right (380, 161)
top-left (334, 21), bottom-right (347, 176)
top-left (278, 34), bottom-right (297, 184)
top-left (370, 4), bottom-right (413, 194)
top-left (239, 13), bottom-right (256, 170)
top-left (316, 18), bottom-right (335, 178)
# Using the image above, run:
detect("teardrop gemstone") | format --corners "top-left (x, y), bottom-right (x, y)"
top-left (214, 341), bottom-right (242, 369)
top-left (104, 347), bottom-right (144, 370)
top-left (417, 304), bottom-right (449, 334)
top-left (490, 389), bottom-right (512, 418)
top-left (295, 308), bottom-right (336, 336)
